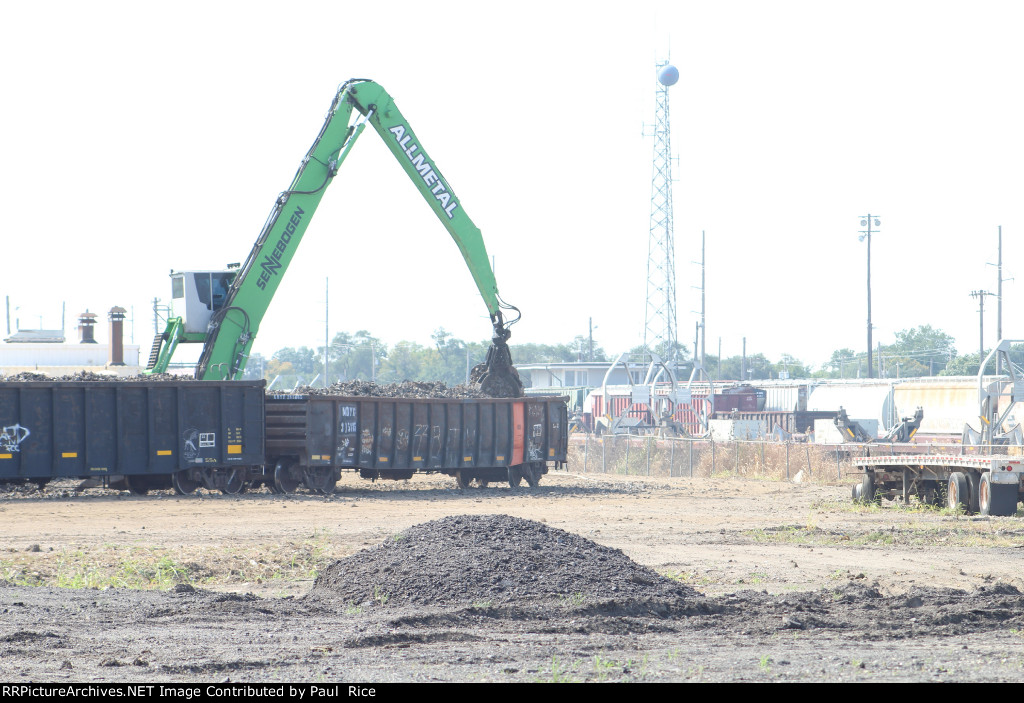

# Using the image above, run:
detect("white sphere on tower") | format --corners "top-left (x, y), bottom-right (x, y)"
top-left (658, 64), bottom-right (679, 86)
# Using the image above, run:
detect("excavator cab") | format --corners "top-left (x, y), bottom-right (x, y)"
top-left (170, 270), bottom-right (236, 335)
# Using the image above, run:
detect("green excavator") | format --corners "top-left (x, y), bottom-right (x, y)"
top-left (145, 79), bottom-right (523, 397)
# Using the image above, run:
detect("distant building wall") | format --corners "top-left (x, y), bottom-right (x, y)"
top-left (0, 343), bottom-right (141, 368)
top-left (517, 362), bottom-right (646, 389)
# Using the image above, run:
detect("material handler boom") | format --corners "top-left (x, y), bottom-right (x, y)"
top-left (147, 79), bottom-right (523, 397)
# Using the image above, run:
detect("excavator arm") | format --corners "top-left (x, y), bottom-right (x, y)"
top-left (149, 79), bottom-right (522, 396)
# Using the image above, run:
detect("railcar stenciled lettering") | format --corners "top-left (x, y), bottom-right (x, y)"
top-left (388, 125), bottom-right (459, 218)
top-left (257, 207), bottom-right (306, 290)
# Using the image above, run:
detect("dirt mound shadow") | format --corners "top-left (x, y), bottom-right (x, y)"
top-left (308, 514), bottom-right (696, 609)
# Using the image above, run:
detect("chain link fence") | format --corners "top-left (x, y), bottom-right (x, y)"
top-left (566, 435), bottom-right (979, 484)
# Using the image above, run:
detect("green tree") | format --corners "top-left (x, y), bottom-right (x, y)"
top-left (690, 352), bottom-right (776, 380)
top-left (513, 337), bottom-right (611, 365)
top-left (423, 327), bottom-right (491, 385)
top-left (881, 325), bottom-right (956, 376)
top-left (324, 330), bottom-right (386, 383)
top-left (816, 348), bottom-right (865, 379)
top-left (771, 353), bottom-right (809, 380)
top-left (376, 341), bottom-right (431, 383)
top-left (941, 352), bottom-right (996, 377)
top-left (266, 346), bottom-right (321, 389)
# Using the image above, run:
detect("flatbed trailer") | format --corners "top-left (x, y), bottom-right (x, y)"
top-left (852, 454), bottom-right (1024, 516)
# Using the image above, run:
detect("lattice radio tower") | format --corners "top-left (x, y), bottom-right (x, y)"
top-left (643, 60), bottom-right (680, 363)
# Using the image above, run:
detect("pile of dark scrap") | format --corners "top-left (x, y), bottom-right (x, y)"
top-left (0, 371), bottom-right (193, 383)
top-left (295, 380), bottom-right (487, 399)
top-left (308, 514), bottom-right (696, 608)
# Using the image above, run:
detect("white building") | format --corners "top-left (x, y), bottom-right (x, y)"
top-left (517, 361), bottom-right (650, 390)
top-left (1, 308), bottom-right (142, 376)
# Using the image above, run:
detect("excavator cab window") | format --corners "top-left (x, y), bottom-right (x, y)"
top-left (211, 273), bottom-right (233, 311)
top-left (194, 274), bottom-right (212, 309)
top-left (192, 272), bottom-right (235, 311)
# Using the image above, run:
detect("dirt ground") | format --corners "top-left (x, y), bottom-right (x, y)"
top-left (3, 470), bottom-right (1024, 682)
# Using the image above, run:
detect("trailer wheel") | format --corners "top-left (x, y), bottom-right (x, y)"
top-left (948, 472), bottom-right (969, 513)
top-left (859, 473), bottom-right (876, 504)
top-left (171, 470), bottom-right (202, 496)
top-left (979, 473), bottom-right (1018, 517)
top-left (966, 471), bottom-right (982, 514)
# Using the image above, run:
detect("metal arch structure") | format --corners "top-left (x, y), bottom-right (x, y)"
top-left (962, 339), bottom-right (1024, 446)
top-left (643, 60), bottom-right (679, 366)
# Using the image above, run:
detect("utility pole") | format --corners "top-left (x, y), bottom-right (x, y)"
top-left (588, 317), bottom-right (594, 362)
top-left (859, 215), bottom-right (880, 378)
top-left (971, 289), bottom-right (994, 371)
top-left (324, 278), bottom-right (330, 388)
top-left (997, 226), bottom-right (1003, 347)
top-left (690, 231), bottom-right (706, 370)
top-left (994, 226), bottom-right (1008, 375)
top-left (700, 231), bottom-right (706, 368)
top-left (741, 337), bottom-right (747, 380)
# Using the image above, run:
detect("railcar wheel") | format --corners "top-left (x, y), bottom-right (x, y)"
top-left (979, 473), bottom-right (1018, 517)
top-left (475, 479), bottom-right (491, 488)
top-left (508, 467), bottom-right (522, 488)
top-left (523, 463), bottom-right (542, 488)
top-left (171, 470), bottom-right (202, 496)
top-left (948, 472), bottom-right (969, 513)
top-left (221, 469), bottom-right (247, 495)
top-left (304, 466), bottom-right (337, 495)
top-left (273, 462), bottom-right (302, 494)
top-left (124, 475), bottom-right (149, 496)
top-left (454, 471), bottom-right (471, 489)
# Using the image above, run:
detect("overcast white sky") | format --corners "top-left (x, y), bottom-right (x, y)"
top-left (3, 0), bottom-right (1023, 370)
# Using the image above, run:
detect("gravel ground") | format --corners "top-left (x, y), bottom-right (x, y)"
top-left (3, 473), bottom-right (1024, 682)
